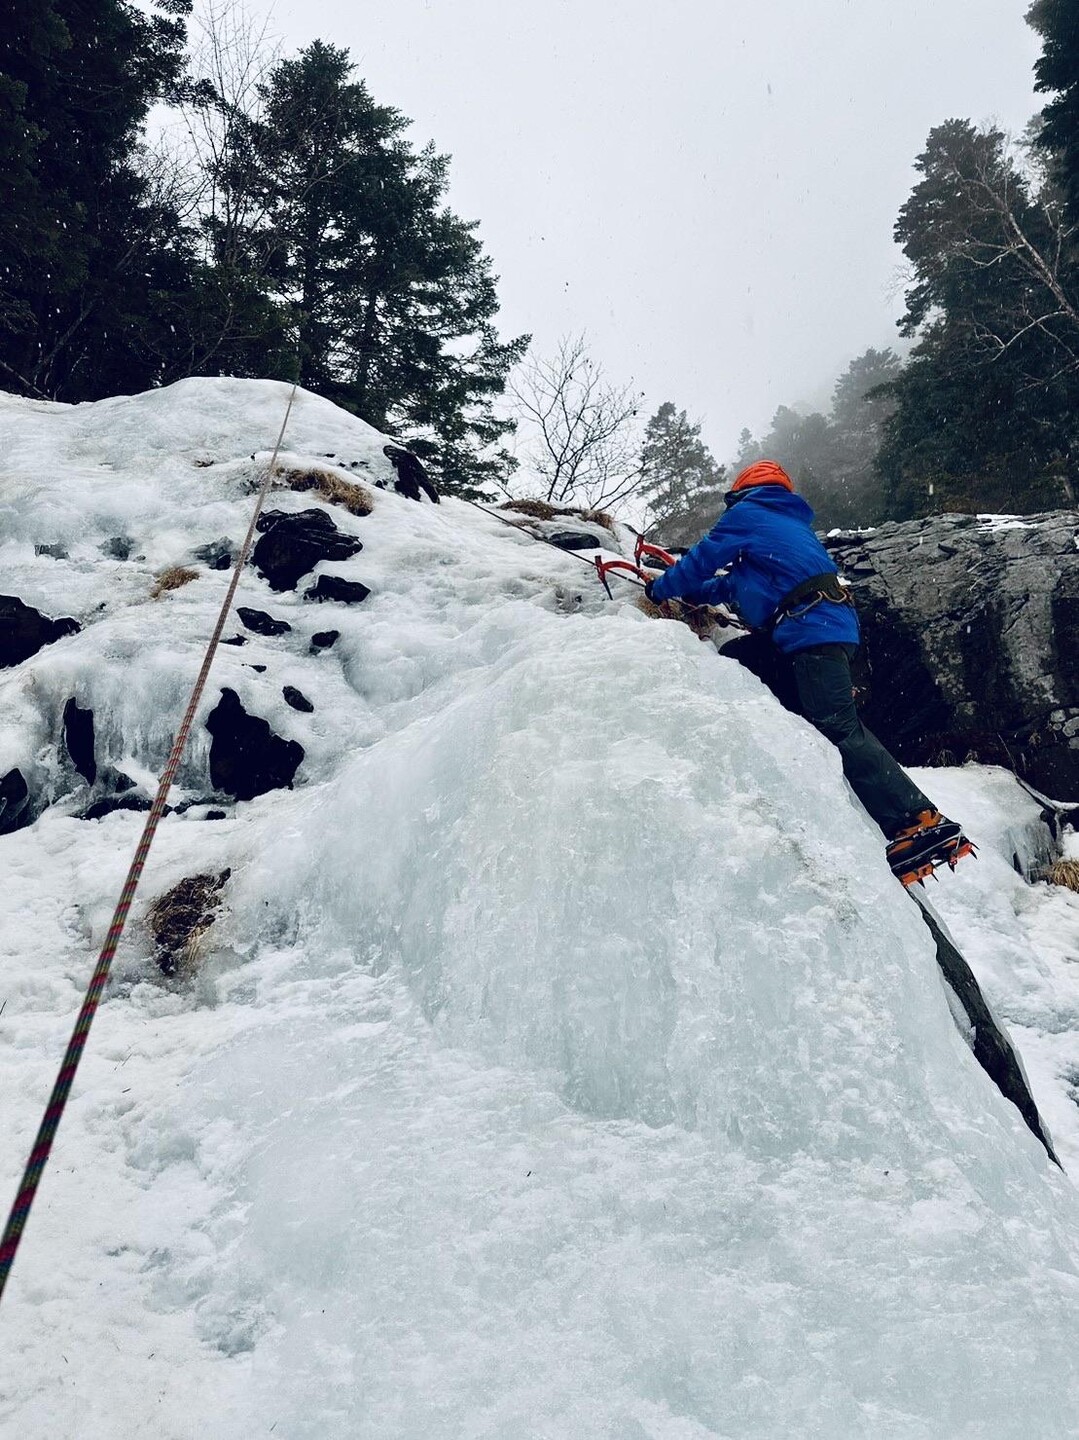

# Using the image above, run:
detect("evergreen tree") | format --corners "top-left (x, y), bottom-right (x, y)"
top-left (722, 350), bottom-right (898, 532)
top-left (639, 402), bottom-right (725, 537)
top-left (877, 120), bottom-right (1079, 517)
top-left (224, 41), bottom-right (527, 493)
top-left (821, 348), bottom-right (901, 526)
top-left (0, 0), bottom-right (193, 398)
top-left (1029, 0), bottom-right (1079, 226)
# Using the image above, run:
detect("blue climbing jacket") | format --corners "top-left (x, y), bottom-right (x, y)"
top-left (648, 486), bottom-right (861, 654)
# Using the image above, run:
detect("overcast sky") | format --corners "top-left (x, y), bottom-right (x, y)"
top-left (263, 0), bottom-right (1042, 460)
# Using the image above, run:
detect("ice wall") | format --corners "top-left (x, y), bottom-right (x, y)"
top-left (2, 379), bottom-right (1079, 1439)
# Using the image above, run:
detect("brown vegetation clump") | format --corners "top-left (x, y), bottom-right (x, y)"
top-left (1048, 858), bottom-right (1079, 893)
top-left (150, 565), bottom-right (200, 599)
top-left (500, 498), bottom-right (615, 533)
top-left (636, 593), bottom-right (722, 640)
top-left (147, 869), bottom-right (231, 977)
top-left (277, 465), bottom-right (374, 517)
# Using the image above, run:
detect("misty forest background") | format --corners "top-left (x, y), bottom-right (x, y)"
top-left (3, 0), bottom-right (1079, 534)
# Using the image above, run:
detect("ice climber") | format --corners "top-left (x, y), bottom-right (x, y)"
top-left (643, 459), bottom-right (972, 886)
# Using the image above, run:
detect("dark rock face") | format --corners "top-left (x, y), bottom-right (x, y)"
top-left (193, 538), bottom-right (235, 571)
top-left (62, 697), bottom-right (97, 785)
top-left (282, 685), bottom-right (314, 713)
top-left (824, 511), bottom-right (1079, 795)
top-left (310, 629), bottom-right (340, 652)
top-left (383, 445), bottom-right (440, 503)
top-left (547, 531), bottom-right (603, 552)
top-left (237, 607), bottom-right (291, 637)
top-left (206, 687), bottom-right (304, 801)
top-left (251, 508), bottom-right (362, 592)
top-left (915, 894), bottom-right (1059, 1165)
top-left (81, 793), bottom-right (154, 821)
top-left (0, 595), bottom-right (80, 667)
top-left (0, 769), bottom-right (30, 834)
top-left (304, 575), bottom-right (371, 606)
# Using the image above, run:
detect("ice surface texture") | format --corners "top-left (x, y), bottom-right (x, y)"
top-left (2, 380), bottom-right (1079, 1438)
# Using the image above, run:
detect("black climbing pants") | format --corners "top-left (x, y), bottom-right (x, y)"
top-left (722, 634), bottom-right (933, 837)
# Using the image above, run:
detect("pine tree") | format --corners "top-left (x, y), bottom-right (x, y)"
top-left (722, 351), bottom-right (898, 531)
top-left (820, 348), bottom-right (900, 527)
top-left (639, 402), bottom-right (725, 543)
top-left (0, 0), bottom-right (193, 399)
top-left (224, 41), bottom-right (527, 494)
top-left (877, 120), bottom-right (1079, 516)
top-left (1029, 0), bottom-right (1079, 227)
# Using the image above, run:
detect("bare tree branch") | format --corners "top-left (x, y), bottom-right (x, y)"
top-left (510, 334), bottom-right (643, 511)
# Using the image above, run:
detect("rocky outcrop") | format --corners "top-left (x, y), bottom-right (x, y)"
top-left (824, 511), bottom-right (1079, 796)
top-left (0, 595), bottom-right (80, 667)
top-left (548, 531), bottom-right (603, 552)
top-left (193, 538), bottom-right (235, 571)
top-left (62, 698), bottom-right (97, 785)
top-left (206, 687), bottom-right (304, 801)
top-left (237, 606), bottom-right (291, 637)
top-left (0, 770), bottom-right (30, 835)
top-left (382, 445), bottom-right (440, 503)
top-left (282, 685), bottom-right (314, 713)
top-left (251, 509), bottom-right (363, 592)
top-left (81, 793), bottom-right (154, 821)
top-left (304, 575), bottom-right (371, 606)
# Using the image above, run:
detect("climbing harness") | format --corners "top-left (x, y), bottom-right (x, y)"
top-left (767, 571), bottom-right (855, 635)
top-left (0, 383), bottom-right (300, 1304)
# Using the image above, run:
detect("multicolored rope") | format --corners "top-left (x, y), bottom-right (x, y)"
top-left (0, 383), bottom-right (299, 1303)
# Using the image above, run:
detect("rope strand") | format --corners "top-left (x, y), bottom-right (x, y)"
top-left (0, 383), bottom-right (299, 1303)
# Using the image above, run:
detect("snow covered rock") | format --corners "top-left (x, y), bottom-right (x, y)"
top-left (303, 573), bottom-right (371, 605)
top-left (61, 695), bottom-right (96, 785)
top-left (0, 593), bottom-right (79, 668)
top-left (546, 528), bottom-right (606, 551)
top-left (825, 510), bottom-right (1079, 797)
top-left (252, 507), bottom-right (364, 592)
top-left (0, 767), bottom-right (29, 834)
top-left (205, 687), bottom-right (304, 801)
top-left (236, 606), bottom-right (291, 637)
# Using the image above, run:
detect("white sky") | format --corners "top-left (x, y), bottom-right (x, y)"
top-left (262, 0), bottom-right (1042, 459)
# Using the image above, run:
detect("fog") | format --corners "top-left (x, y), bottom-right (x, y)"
top-left (265, 0), bottom-right (1041, 456)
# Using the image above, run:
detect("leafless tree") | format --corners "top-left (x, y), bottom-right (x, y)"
top-left (510, 334), bottom-right (644, 511)
top-left (181, 0), bottom-right (280, 257)
top-left (935, 127), bottom-right (1079, 389)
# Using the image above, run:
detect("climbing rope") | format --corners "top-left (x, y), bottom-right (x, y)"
top-left (459, 496), bottom-right (649, 585)
top-left (0, 383), bottom-right (299, 1303)
top-left (460, 496), bottom-right (744, 627)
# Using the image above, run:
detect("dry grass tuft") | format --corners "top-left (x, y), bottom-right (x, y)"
top-left (1048, 858), bottom-right (1079, 893)
top-left (151, 565), bottom-right (199, 599)
top-left (147, 870), bottom-right (231, 977)
top-left (500, 498), bottom-right (615, 533)
top-left (636, 593), bottom-right (721, 640)
top-left (277, 464), bottom-right (374, 517)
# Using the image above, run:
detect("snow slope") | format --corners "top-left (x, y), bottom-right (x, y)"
top-left (2, 379), bottom-right (1079, 1439)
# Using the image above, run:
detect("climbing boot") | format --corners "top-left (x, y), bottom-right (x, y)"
top-left (886, 809), bottom-right (975, 886)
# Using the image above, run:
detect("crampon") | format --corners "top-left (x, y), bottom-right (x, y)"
top-left (886, 810), bottom-right (977, 887)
